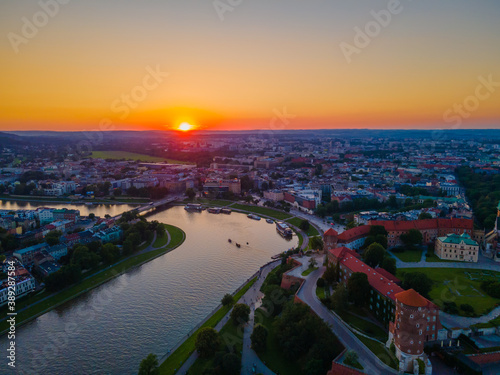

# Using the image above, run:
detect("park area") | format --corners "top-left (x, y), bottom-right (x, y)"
top-left (90, 151), bottom-right (192, 164)
top-left (398, 268), bottom-right (500, 316)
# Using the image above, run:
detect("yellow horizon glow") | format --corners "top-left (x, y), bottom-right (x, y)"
top-left (177, 122), bottom-right (194, 132)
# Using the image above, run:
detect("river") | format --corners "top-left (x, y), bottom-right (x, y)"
top-left (1, 205), bottom-right (297, 375)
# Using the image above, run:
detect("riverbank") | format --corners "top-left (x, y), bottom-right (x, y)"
top-left (0, 224), bottom-right (185, 335)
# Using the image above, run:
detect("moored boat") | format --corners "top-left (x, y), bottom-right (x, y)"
top-left (184, 203), bottom-right (203, 212)
top-left (247, 214), bottom-right (261, 221)
top-left (221, 208), bottom-right (232, 214)
top-left (207, 207), bottom-right (221, 214)
top-left (276, 221), bottom-right (293, 238)
top-left (266, 218), bottom-right (274, 224)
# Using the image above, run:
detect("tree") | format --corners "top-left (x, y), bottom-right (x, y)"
top-left (251, 324), bottom-right (268, 352)
top-left (347, 272), bottom-right (370, 307)
top-left (363, 243), bottom-right (386, 268)
top-left (300, 219), bottom-right (310, 232)
top-left (89, 213), bottom-right (95, 220)
top-left (343, 350), bottom-right (359, 368)
top-left (113, 188), bottom-right (122, 197)
top-left (221, 293), bottom-right (233, 306)
top-left (138, 353), bottom-right (159, 375)
top-left (331, 283), bottom-right (348, 311)
top-left (185, 188), bottom-right (196, 200)
top-left (309, 236), bottom-right (324, 250)
top-left (230, 303), bottom-right (250, 325)
top-left (388, 195), bottom-right (398, 208)
top-left (316, 277), bottom-right (325, 288)
top-left (402, 272), bottom-right (433, 298)
top-left (195, 327), bottom-right (220, 358)
top-left (400, 229), bottom-right (423, 246)
top-left (369, 225), bottom-right (388, 236)
top-left (418, 212), bottom-right (432, 220)
top-left (308, 257), bottom-right (317, 269)
top-left (381, 257), bottom-right (397, 276)
top-left (122, 239), bottom-right (134, 256)
top-left (100, 243), bottom-right (120, 265)
top-left (45, 231), bottom-right (62, 246)
top-left (322, 261), bottom-right (337, 284)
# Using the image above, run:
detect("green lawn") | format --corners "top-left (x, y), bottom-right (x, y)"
top-left (189, 317), bottom-right (244, 374)
top-left (355, 333), bottom-right (399, 370)
top-left (254, 309), bottom-right (303, 375)
top-left (159, 277), bottom-right (257, 375)
top-left (153, 228), bottom-right (169, 248)
top-left (0, 225), bottom-right (185, 334)
top-left (391, 250), bottom-right (423, 262)
top-left (90, 151), bottom-right (193, 164)
top-left (231, 204), bottom-right (292, 220)
top-left (398, 268), bottom-right (500, 316)
top-left (316, 286), bottom-right (326, 299)
top-left (301, 267), bottom-right (318, 276)
top-left (285, 217), bottom-right (320, 237)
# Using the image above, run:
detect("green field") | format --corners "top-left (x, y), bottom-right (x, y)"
top-left (286, 217), bottom-right (320, 237)
top-left (0, 225), bottom-right (185, 334)
top-left (153, 227), bottom-right (169, 248)
top-left (391, 250), bottom-right (423, 262)
top-left (90, 151), bottom-right (193, 164)
top-left (336, 309), bottom-right (388, 342)
top-left (231, 204), bottom-right (292, 221)
top-left (159, 277), bottom-right (257, 375)
top-left (316, 286), bottom-right (326, 299)
top-left (398, 268), bottom-right (500, 316)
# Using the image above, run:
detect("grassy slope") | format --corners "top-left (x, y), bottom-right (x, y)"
top-left (0, 225), bottom-right (184, 333)
top-left (286, 217), bottom-right (320, 237)
top-left (159, 278), bottom-right (257, 375)
top-left (188, 317), bottom-right (244, 374)
top-left (254, 309), bottom-right (302, 375)
top-left (398, 267), bottom-right (500, 316)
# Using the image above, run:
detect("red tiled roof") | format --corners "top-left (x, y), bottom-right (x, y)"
top-left (324, 228), bottom-right (339, 237)
top-left (329, 246), bottom-right (360, 260)
top-left (340, 254), bottom-right (404, 301)
top-left (369, 218), bottom-right (473, 232)
top-left (337, 225), bottom-right (371, 243)
top-left (468, 351), bottom-right (500, 365)
top-left (375, 267), bottom-right (401, 283)
top-left (327, 362), bottom-right (364, 375)
top-left (395, 289), bottom-right (428, 307)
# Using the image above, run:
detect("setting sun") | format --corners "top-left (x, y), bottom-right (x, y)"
top-left (178, 122), bottom-right (194, 132)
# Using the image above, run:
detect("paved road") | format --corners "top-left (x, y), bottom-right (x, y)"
top-left (290, 208), bottom-right (345, 234)
top-left (297, 264), bottom-right (400, 375)
top-left (173, 261), bottom-right (281, 375)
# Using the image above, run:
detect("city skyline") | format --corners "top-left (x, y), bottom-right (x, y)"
top-left (1, 0), bottom-right (500, 131)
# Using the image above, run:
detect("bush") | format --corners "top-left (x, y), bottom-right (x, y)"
top-left (443, 301), bottom-right (459, 314)
top-left (460, 303), bottom-right (475, 316)
top-left (251, 324), bottom-right (268, 353)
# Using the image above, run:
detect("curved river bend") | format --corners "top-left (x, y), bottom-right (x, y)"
top-left (1, 206), bottom-right (297, 375)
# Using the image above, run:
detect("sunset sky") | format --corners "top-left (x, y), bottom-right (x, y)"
top-left (1, 0), bottom-right (499, 131)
